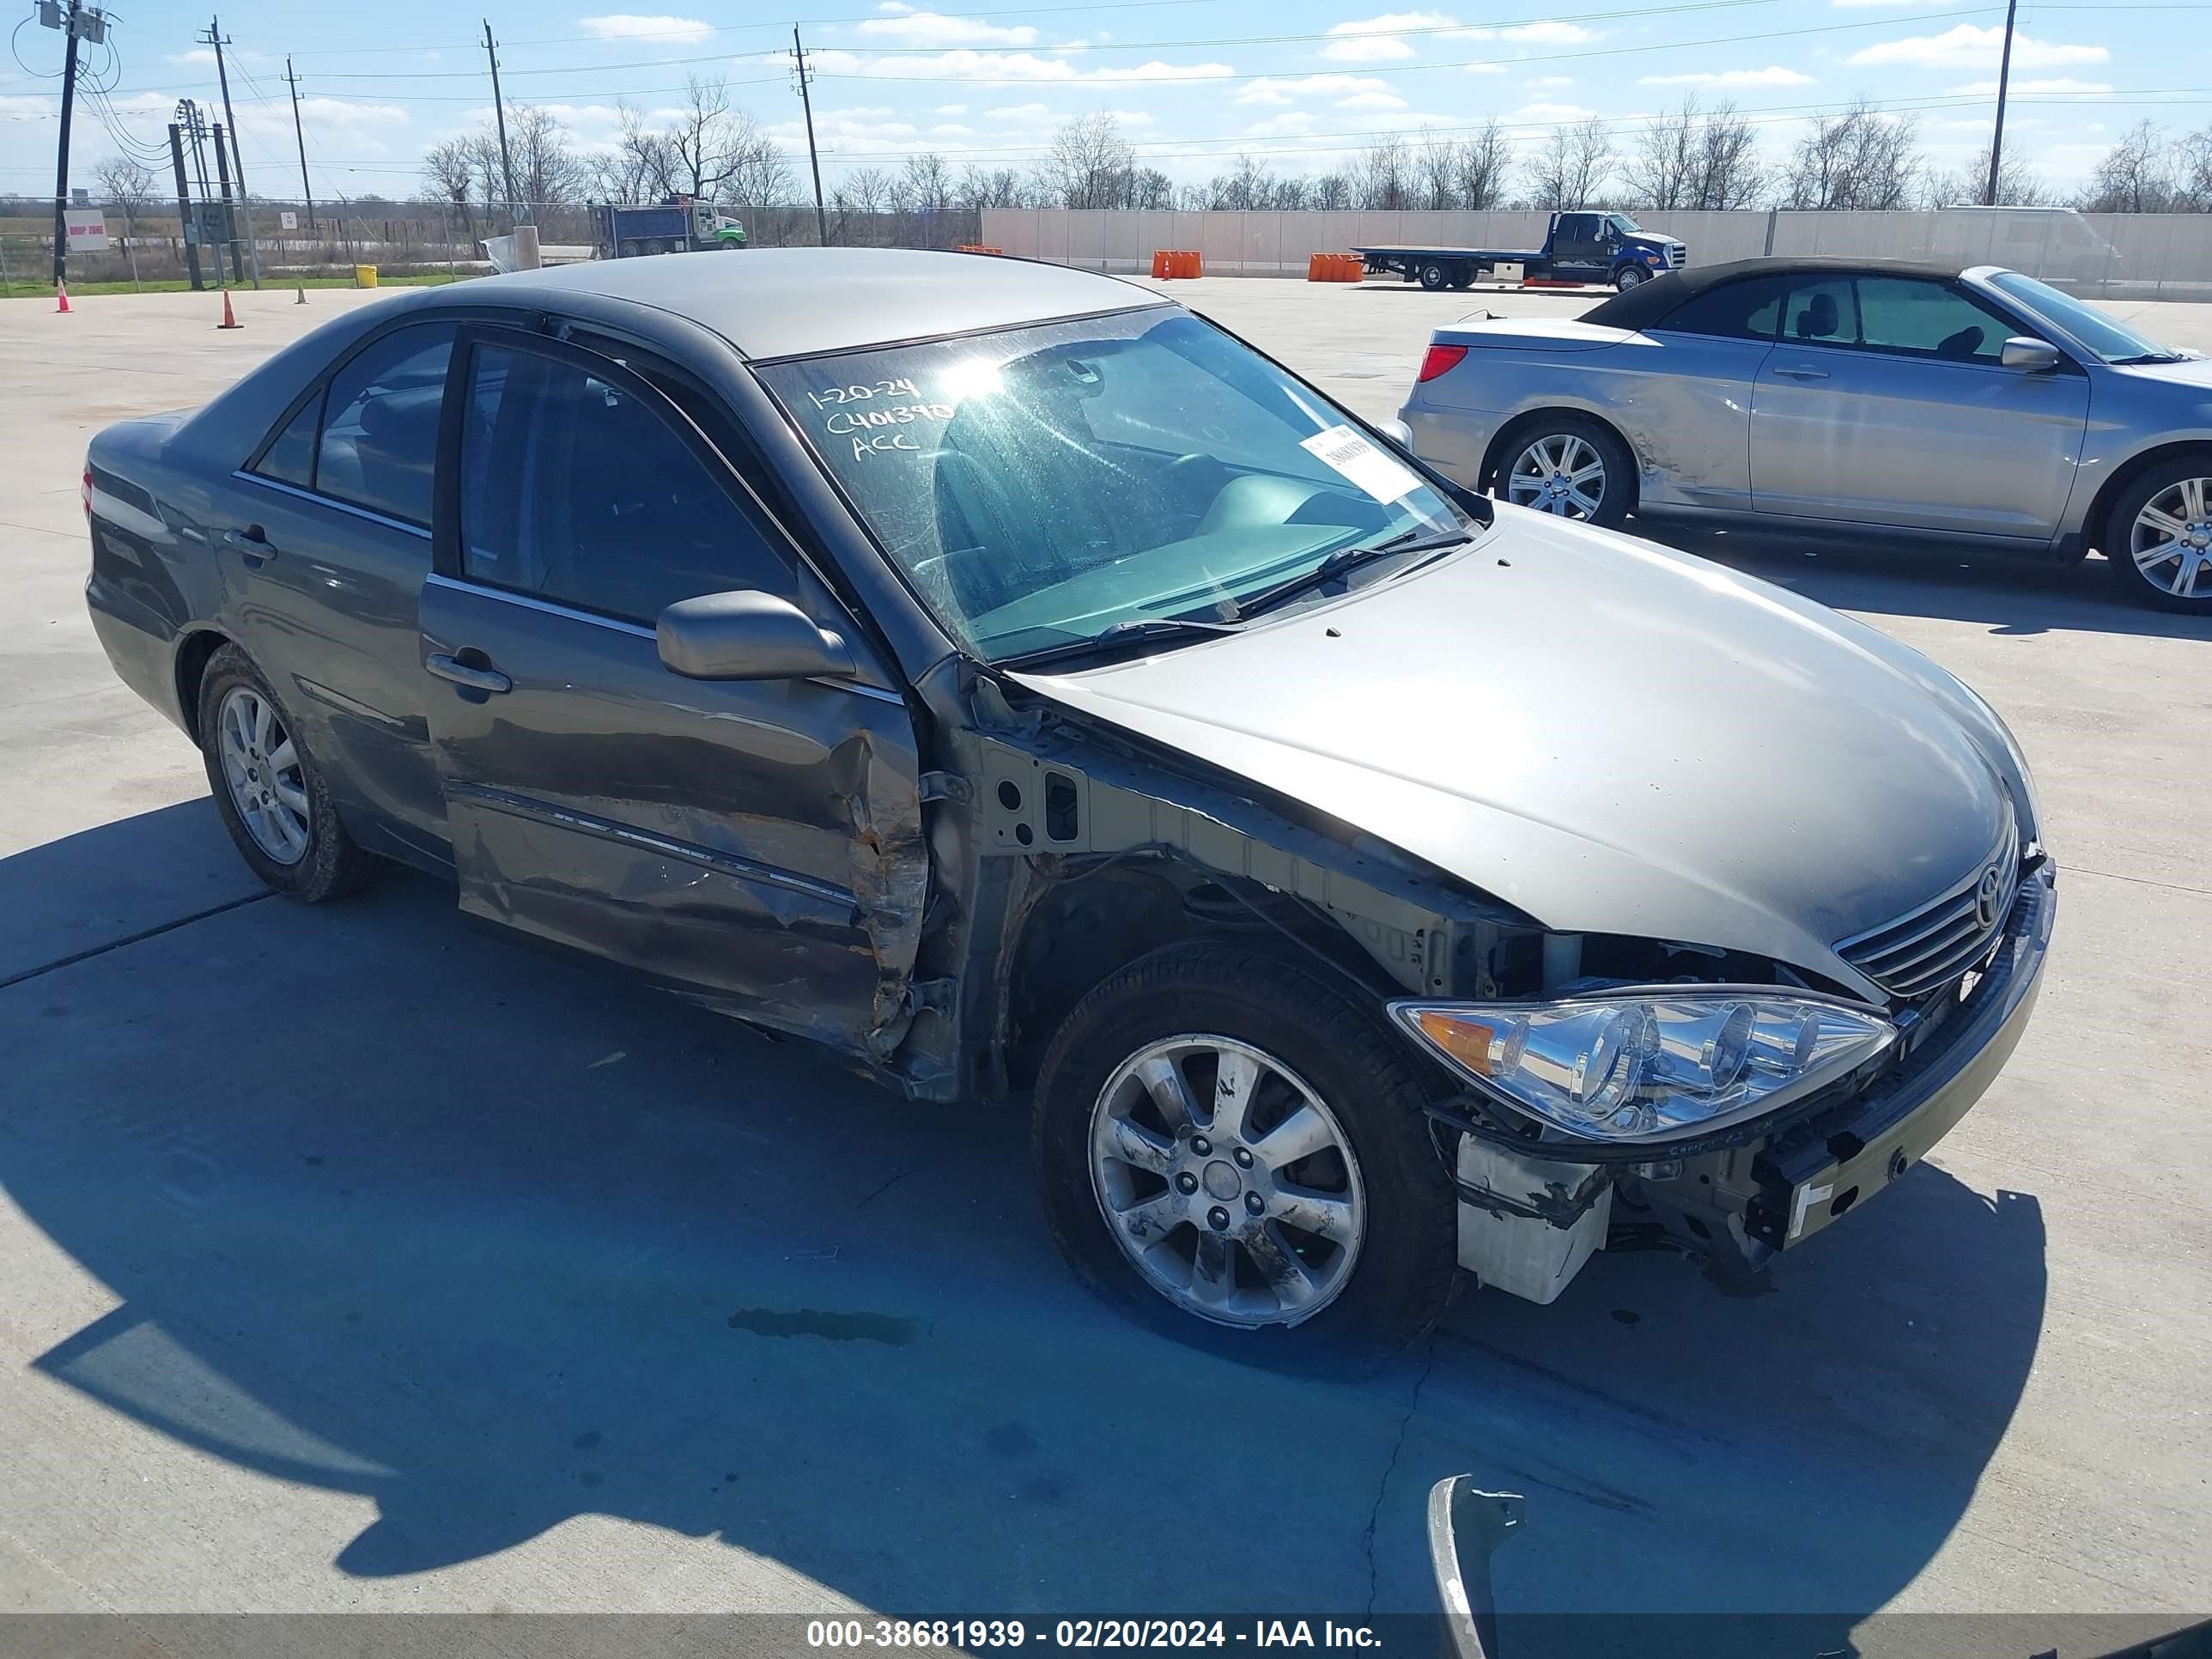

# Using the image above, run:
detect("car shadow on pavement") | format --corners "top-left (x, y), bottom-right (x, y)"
top-left (1640, 521), bottom-right (2212, 641)
top-left (0, 804), bottom-right (2047, 1645)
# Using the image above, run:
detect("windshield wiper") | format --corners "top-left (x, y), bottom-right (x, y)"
top-left (2112, 350), bottom-right (2188, 365)
top-left (994, 615), bottom-right (1242, 672)
top-left (1228, 528), bottom-right (1469, 622)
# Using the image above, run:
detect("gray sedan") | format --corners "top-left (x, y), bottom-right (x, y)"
top-left (84, 249), bottom-right (2051, 1365)
top-left (1399, 258), bottom-right (2212, 610)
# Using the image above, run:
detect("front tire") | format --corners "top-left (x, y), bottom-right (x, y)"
top-left (1497, 414), bottom-right (1634, 527)
top-left (1613, 264), bottom-right (1650, 290)
top-left (197, 644), bottom-right (378, 903)
top-left (1031, 942), bottom-right (1457, 1372)
top-left (2106, 458), bottom-right (2212, 611)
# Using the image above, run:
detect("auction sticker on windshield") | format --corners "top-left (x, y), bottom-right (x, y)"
top-left (1299, 425), bottom-right (1420, 504)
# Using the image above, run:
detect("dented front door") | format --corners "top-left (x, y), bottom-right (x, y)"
top-left (415, 325), bottom-right (927, 1062)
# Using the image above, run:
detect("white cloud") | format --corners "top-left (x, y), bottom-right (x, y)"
top-left (1339, 89), bottom-right (1410, 109)
top-left (1844, 25), bottom-right (2107, 71)
top-left (167, 47), bottom-right (218, 64)
top-left (781, 47), bottom-right (1232, 82)
top-left (1506, 101), bottom-right (1596, 123)
top-left (985, 101), bottom-right (1054, 119)
top-left (1319, 10), bottom-right (1456, 63)
top-left (855, 6), bottom-right (1038, 46)
top-left (1463, 61), bottom-right (1507, 74)
top-left (577, 14), bottom-right (713, 45)
top-left (1498, 21), bottom-right (1598, 43)
top-left (1237, 73), bottom-right (1390, 105)
top-left (930, 122), bottom-right (977, 136)
top-left (932, 102), bottom-right (968, 114)
top-left (1102, 107), bottom-right (1157, 125)
top-left (1243, 111), bottom-right (1318, 137)
top-left (1948, 76), bottom-right (2112, 95)
top-left (1532, 75), bottom-right (1575, 87)
top-left (1639, 65), bottom-right (1815, 88)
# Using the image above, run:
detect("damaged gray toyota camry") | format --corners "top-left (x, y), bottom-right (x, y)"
top-left (84, 249), bottom-right (2054, 1366)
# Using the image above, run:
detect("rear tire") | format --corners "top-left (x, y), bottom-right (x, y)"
top-left (2106, 456), bottom-right (2212, 611)
top-left (197, 644), bottom-right (378, 903)
top-left (1031, 942), bottom-right (1457, 1375)
top-left (1418, 261), bottom-right (1449, 292)
top-left (1494, 414), bottom-right (1635, 528)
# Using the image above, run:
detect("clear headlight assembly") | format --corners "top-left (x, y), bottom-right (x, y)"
top-left (1390, 989), bottom-right (1897, 1146)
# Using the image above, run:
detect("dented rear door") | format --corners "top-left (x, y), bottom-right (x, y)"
top-left (416, 325), bottom-right (927, 1061)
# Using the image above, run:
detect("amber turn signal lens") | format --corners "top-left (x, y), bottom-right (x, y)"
top-left (1413, 1008), bottom-right (1496, 1074)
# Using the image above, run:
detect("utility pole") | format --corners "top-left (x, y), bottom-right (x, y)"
top-left (168, 121), bottom-right (204, 289)
top-left (792, 27), bottom-right (828, 246)
top-left (201, 16), bottom-right (261, 285)
top-left (36, 0), bottom-right (107, 287)
top-left (483, 21), bottom-right (519, 222)
top-left (212, 122), bottom-right (244, 283)
top-left (1984, 0), bottom-right (2018, 206)
top-left (286, 57), bottom-right (314, 231)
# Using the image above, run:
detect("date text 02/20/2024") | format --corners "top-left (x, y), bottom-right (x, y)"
top-left (805, 1620), bottom-right (1385, 1649)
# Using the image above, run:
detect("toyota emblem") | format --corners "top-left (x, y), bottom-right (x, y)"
top-left (1974, 864), bottom-right (2006, 930)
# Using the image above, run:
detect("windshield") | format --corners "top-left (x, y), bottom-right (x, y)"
top-left (1605, 214), bottom-right (1643, 237)
top-left (759, 308), bottom-right (1480, 663)
top-left (1986, 270), bottom-right (2175, 363)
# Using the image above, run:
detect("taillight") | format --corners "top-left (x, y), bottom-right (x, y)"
top-left (82, 465), bottom-right (93, 517)
top-left (1417, 343), bottom-right (1468, 383)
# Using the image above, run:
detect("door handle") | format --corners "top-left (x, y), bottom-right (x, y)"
top-left (1771, 363), bottom-right (1829, 380)
top-left (424, 652), bottom-right (512, 694)
top-left (223, 525), bottom-right (277, 564)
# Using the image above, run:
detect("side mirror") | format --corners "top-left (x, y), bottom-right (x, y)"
top-left (2001, 336), bottom-right (2063, 372)
top-left (656, 590), bottom-right (856, 682)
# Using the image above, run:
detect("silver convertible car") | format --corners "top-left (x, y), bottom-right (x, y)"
top-left (1398, 258), bottom-right (2212, 611)
top-left (85, 250), bottom-right (2053, 1366)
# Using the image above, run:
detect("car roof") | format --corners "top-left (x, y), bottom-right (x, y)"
top-left (434, 246), bottom-right (1161, 360)
top-left (1580, 256), bottom-right (1985, 332)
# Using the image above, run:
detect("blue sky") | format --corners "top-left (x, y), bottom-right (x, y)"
top-left (0, 0), bottom-right (2193, 204)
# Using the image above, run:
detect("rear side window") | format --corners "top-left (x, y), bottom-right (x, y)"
top-left (249, 322), bottom-right (455, 527)
top-left (458, 341), bottom-right (793, 624)
top-left (1653, 276), bottom-right (1787, 343)
top-left (1781, 278), bottom-right (1859, 346)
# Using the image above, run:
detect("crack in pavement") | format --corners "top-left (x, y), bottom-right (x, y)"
top-left (0, 889), bottom-right (274, 991)
top-left (1363, 1329), bottom-right (1440, 1620)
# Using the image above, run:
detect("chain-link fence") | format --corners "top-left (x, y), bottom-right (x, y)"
top-left (0, 198), bottom-right (986, 295)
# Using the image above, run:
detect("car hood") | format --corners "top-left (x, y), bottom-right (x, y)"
top-left (2111, 353), bottom-right (2212, 392)
top-left (1011, 511), bottom-right (2014, 998)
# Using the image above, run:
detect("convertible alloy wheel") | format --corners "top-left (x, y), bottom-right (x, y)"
top-left (1508, 433), bottom-right (1608, 520)
top-left (216, 684), bottom-right (311, 865)
top-left (1088, 1034), bottom-right (1367, 1328)
top-left (2128, 473), bottom-right (2212, 602)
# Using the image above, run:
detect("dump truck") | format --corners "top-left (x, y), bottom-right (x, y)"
top-left (589, 198), bottom-right (748, 258)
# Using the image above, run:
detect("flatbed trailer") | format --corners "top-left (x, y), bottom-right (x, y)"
top-left (1354, 211), bottom-right (1686, 292)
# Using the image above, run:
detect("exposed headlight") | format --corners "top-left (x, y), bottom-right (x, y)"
top-left (1390, 990), bottom-right (1895, 1144)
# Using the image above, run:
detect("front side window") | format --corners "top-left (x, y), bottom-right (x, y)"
top-left (758, 308), bottom-right (1481, 664)
top-left (459, 342), bottom-right (793, 624)
top-left (1853, 277), bottom-right (2016, 363)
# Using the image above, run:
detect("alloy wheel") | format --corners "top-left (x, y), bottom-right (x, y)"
top-left (1509, 433), bottom-right (1607, 519)
top-left (2130, 475), bottom-right (2212, 601)
top-left (217, 685), bottom-right (310, 865)
top-left (1088, 1035), bottom-right (1366, 1328)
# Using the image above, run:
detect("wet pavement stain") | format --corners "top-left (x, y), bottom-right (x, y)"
top-left (726, 1308), bottom-right (916, 1346)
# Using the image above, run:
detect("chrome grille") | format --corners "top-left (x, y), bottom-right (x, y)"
top-left (1837, 808), bottom-right (2022, 1000)
top-left (1665, 244), bottom-right (1687, 269)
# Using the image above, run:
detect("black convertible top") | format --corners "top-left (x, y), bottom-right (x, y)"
top-left (1580, 256), bottom-right (1976, 331)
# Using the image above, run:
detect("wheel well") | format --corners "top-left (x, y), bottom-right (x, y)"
top-left (173, 628), bottom-right (230, 745)
top-left (1480, 408), bottom-right (1642, 510)
top-left (999, 861), bottom-right (1393, 1091)
top-left (2077, 441), bottom-right (2212, 558)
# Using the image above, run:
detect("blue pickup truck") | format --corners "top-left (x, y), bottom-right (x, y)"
top-left (1354, 211), bottom-right (1687, 291)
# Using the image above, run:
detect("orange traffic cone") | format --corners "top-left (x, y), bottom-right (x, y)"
top-left (55, 281), bottom-right (70, 313)
top-left (217, 289), bottom-right (242, 330)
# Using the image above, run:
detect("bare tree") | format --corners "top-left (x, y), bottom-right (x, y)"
top-left (1132, 167), bottom-right (1176, 210)
top-left (1353, 136), bottom-right (1414, 210)
top-left (92, 155), bottom-right (157, 233)
top-left (1414, 126), bottom-right (1457, 211)
top-left (1453, 117), bottom-right (1513, 210)
top-left (2078, 121), bottom-right (2179, 213)
top-left (1205, 154), bottom-right (1275, 210)
top-left (1692, 100), bottom-right (1764, 210)
top-left (597, 103), bottom-right (678, 201)
top-left (1923, 143), bottom-right (2047, 208)
top-left (721, 118), bottom-right (796, 207)
top-left (422, 137), bottom-right (477, 222)
top-left (1311, 171), bottom-right (1354, 210)
top-left (1623, 98), bottom-right (1700, 211)
top-left (503, 106), bottom-right (589, 212)
top-left (1525, 118), bottom-right (1613, 210)
top-left (1783, 97), bottom-right (1923, 210)
top-left (835, 166), bottom-right (897, 214)
top-left (1046, 112), bottom-right (1138, 209)
top-left (2179, 125), bottom-right (2212, 212)
top-left (897, 152), bottom-right (957, 212)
